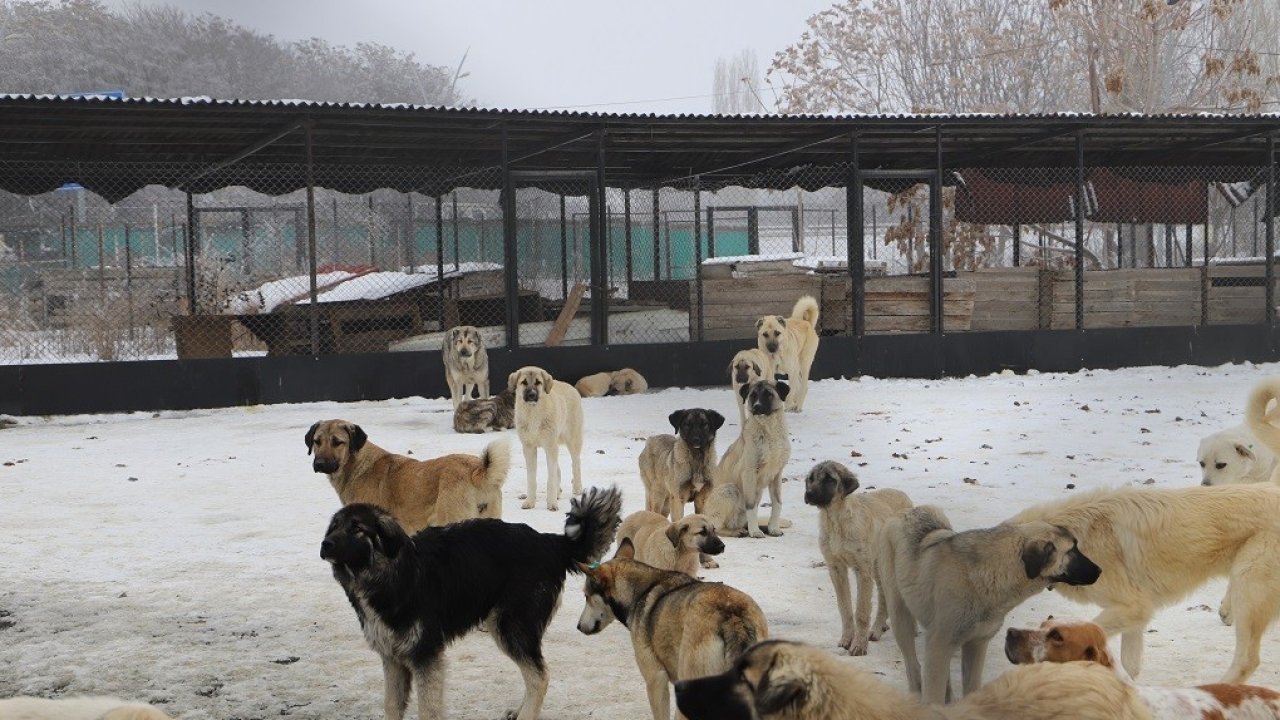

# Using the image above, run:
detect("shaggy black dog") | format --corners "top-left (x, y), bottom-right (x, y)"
top-left (321, 486), bottom-right (622, 720)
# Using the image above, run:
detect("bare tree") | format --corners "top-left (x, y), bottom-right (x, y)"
top-left (712, 48), bottom-right (767, 114)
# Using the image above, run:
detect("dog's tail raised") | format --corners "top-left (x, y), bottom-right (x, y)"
top-left (479, 438), bottom-right (511, 491)
top-left (791, 295), bottom-right (820, 325)
top-left (563, 485), bottom-right (623, 569)
top-left (1246, 378), bottom-right (1280, 460)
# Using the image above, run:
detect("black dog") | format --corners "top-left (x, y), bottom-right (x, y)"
top-left (321, 486), bottom-right (622, 720)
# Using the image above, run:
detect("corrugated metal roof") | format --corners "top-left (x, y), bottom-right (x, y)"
top-left (0, 94), bottom-right (1277, 202)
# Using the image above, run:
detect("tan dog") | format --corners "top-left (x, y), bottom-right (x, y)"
top-left (575, 372), bottom-right (613, 398)
top-left (306, 419), bottom-right (509, 532)
top-left (803, 460), bottom-right (913, 656)
top-left (442, 325), bottom-right (489, 408)
top-left (610, 368), bottom-right (649, 395)
top-left (617, 510), bottom-right (726, 576)
top-left (510, 366), bottom-right (584, 511)
top-left (673, 638), bottom-right (1150, 720)
top-left (577, 539), bottom-right (768, 720)
top-left (1008, 484), bottom-right (1280, 683)
top-left (755, 295), bottom-right (819, 412)
top-left (716, 378), bottom-right (790, 538)
top-left (640, 409), bottom-right (724, 521)
top-left (878, 505), bottom-right (1101, 704)
top-left (0, 696), bottom-right (173, 720)
top-left (1006, 617), bottom-right (1280, 720)
top-left (728, 348), bottom-right (773, 425)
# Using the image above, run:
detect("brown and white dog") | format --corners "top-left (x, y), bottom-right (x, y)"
top-left (442, 325), bottom-right (489, 408)
top-left (1006, 617), bottom-right (1280, 720)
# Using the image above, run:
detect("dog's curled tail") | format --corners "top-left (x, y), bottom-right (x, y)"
top-left (480, 437), bottom-right (511, 491)
top-left (1247, 378), bottom-right (1280, 461)
top-left (563, 485), bottom-right (623, 568)
top-left (791, 294), bottom-right (820, 325)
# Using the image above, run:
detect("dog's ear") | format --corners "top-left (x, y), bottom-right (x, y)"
top-left (776, 315), bottom-right (786, 327)
top-left (755, 318), bottom-right (765, 330)
top-left (754, 656), bottom-right (809, 716)
top-left (614, 537), bottom-right (636, 560)
top-left (706, 410), bottom-right (725, 432)
top-left (370, 513), bottom-right (408, 559)
top-left (1085, 641), bottom-right (1115, 669)
top-left (305, 422), bottom-right (320, 455)
top-left (738, 383), bottom-right (751, 403)
top-left (1021, 538), bottom-right (1055, 580)
top-left (665, 522), bottom-right (684, 548)
top-left (668, 410), bottom-right (688, 432)
top-left (1235, 442), bottom-right (1256, 461)
top-left (507, 371), bottom-right (518, 393)
top-left (774, 379), bottom-right (790, 402)
top-left (835, 464), bottom-right (859, 496)
top-left (539, 369), bottom-right (555, 389)
top-left (346, 424), bottom-right (367, 454)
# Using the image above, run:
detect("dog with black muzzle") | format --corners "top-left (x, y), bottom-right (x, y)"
top-left (322, 486), bottom-right (622, 720)
top-left (803, 460), bottom-right (913, 656)
top-left (639, 408), bottom-right (725, 522)
top-left (728, 349), bottom-right (773, 426)
top-left (576, 538), bottom-right (767, 720)
top-left (306, 419), bottom-right (508, 532)
top-left (442, 325), bottom-right (489, 408)
top-left (616, 510), bottom-right (726, 577)
top-left (510, 366), bottom-right (584, 511)
top-left (714, 377), bottom-right (790, 538)
top-left (877, 505), bottom-right (1102, 705)
top-left (755, 296), bottom-right (819, 412)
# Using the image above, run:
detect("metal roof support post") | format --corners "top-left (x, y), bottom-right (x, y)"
top-left (1074, 131), bottom-right (1086, 331)
top-left (184, 191), bottom-right (197, 315)
top-left (624, 187), bottom-right (634, 287)
top-left (847, 132), bottom-right (865, 337)
top-left (1267, 133), bottom-right (1276, 326)
top-left (651, 188), bottom-right (661, 281)
top-left (501, 122), bottom-right (520, 349)
top-left (435, 195), bottom-right (446, 330)
top-left (929, 126), bottom-right (944, 334)
top-left (594, 129), bottom-right (609, 345)
top-left (304, 119), bottom-right (319, 355)
top-left (694, 177), bottom-right (704, 342)
top-left (560, 194), bottom-right (570, 297)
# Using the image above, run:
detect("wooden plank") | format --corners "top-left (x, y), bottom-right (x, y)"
top-left (546, 283), bottom-right (585, 347)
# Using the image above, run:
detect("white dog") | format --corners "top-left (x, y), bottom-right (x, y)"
top-left (1198, 426), bottom-right (1277, 486)
top-left (510, 366), bottom-right (584, 511)
top-left (0, 696), bottom-right (173, 720)
top-left (755, 296), bottom-right (819, 412)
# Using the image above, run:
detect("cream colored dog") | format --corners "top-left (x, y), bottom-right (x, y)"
top-left (803, 460), bottom-right (913, 656)
top-left (716, 377), bottom-right (790, 538)
top-left (0, 696), bottom-right (173, 720)
top-left (673, 638), bottom-right (1151, 720)
top-left (575, 372), bottom-right (613, 398)
top-left (1246, 377), bottom-right (1280, 483)
top-left (617, 510), bottom-right (725, 576)
top-left (728, 348), bottom-right (773, 425)
top-left (511, 366), bottom-right (584, 511)
top-left (442, 325), bottom-right (489, 408)
top-left (1008, 483), bottom-right (1280, 683)
top-left (610, 368), bottom-right (648, 395)
top-left (755, 295), bottom-right (819, 412)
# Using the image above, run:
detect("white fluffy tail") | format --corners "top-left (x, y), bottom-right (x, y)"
top-left (480, 437), bottom-right (511, 491)
top-left (791, 295), bottom-right (820, 325)
top-left (1246, 378), bottom-right (1280, 460)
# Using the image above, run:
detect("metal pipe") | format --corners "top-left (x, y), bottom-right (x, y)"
top-left (1186, 223), bottom-right (1193, 269)
top-left (694, 180), bottom-right (704, 342)
top-left (929, 126), bottom-right (944, 333)
top-left (848, 132), bottom-right (865, 337)
top-left (1013, 224), bottom-right (1021, 266)
top-left (706, 207), bottom-right (716, 258)
top-left (305, 120), bottom-right (320, 355)
top-left (1074, 131), bottom-right (1086, 330)
top-left (452, 192), bottom-right (461, 264)
top-left (185, 191), bottom-right (197, 314)
top-left (1267, 133), bottom-right (1276, 325)
top-left (651, 188), bottom-right (661, 281)
top-left (502, 122), bottom-right (520, 348)
top-left (435, 194), bottom-right (446, 330)
top-left (560, 194), bottom-right (569, 298)
top-left (624, 187), bottom-right (633, 287)
top-left (594, 129), bottom-right (608, 344)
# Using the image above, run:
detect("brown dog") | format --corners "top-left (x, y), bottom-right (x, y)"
top-left (616, 510), bottom-right (725, 576)
top-left (1006, 617), bottom-right (1280, 720)
top-left (306, 419), bottom-right (509, 532)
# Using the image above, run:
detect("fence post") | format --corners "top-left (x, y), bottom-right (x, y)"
top-left (501, 122), bottom-right (520, 349)
top-left (624, 187), bottom-right (633, 287)
top-left (706, 207), bottom-right (716, 258)
top-left (694, 177), bottom-right (704, 342)
top-left (1267, 133), bottom-right (1276, 326)
top-left (184, 191), bottom-right (197, 314)
top-left (1074, 131), bottom-right (1086, 331)
top-left (304, 119), bottom-right (319, 355)
top-left (559, 194), bottom-right (569, 298)
top-left (651, 188), bottom-right (661, 281)
top-left (594, 128), bottom-right (609, 345)
top-left (929, 126), bottom-right (943, 334)
top-left (435, 194), bottom-right (445, 330)
top-left (847, 132), bottom-right (864, 337)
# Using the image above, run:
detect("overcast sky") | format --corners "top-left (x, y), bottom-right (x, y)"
top-left (101, 0), bottom-right (833, 113)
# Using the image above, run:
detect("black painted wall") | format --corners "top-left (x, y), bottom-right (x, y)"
top-left (1, 325), bottom-right (1277, 416)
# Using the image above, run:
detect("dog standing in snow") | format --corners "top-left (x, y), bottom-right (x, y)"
top-left (511, 366), bottom-right (584, 511)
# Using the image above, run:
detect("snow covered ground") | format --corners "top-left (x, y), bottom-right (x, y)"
top-left (4, 361), bottom-right (1280, 719)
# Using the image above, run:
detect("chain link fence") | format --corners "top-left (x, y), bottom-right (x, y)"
top-left (1, 152), bottom-right (1276, 366)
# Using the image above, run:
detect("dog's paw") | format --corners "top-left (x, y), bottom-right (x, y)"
top-left (517, 493), bottom-right (528, 500)
top-left (1219, 606), bottom-right (1234, 626)
top-left (749, 529), bottom-right (766, 539)
top-left (547, 501), bottom-right (559, 512)
top-left (766, 529), bottom-right (784, 537)
top-left (701, 558), bottom-right (720, 569)
top-left (847, 640), bottom-right (869, 656)
top-left (520, 499), bottom-right (535, 510)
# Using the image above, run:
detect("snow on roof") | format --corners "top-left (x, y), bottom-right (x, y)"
top-left (227, 262), bottom-right (505, 312)
top-left (702, 252), bottom-right (805, 266)
top-left (297, 271), bottom-right (437, 304)
top-left (224, 271), bottom-right (355, 314)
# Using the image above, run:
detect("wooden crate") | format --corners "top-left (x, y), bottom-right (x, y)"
top-left (693, 274), bottom-right (824, 341)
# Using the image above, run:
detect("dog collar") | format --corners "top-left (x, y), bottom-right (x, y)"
top-left (588, 562), bottom-right (600, 570)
